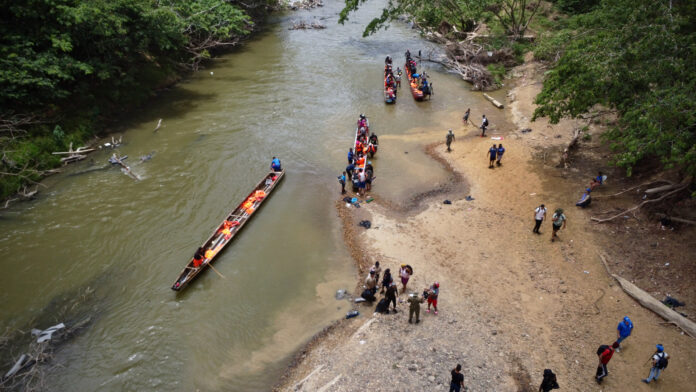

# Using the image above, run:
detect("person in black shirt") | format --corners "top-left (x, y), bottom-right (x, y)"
top-left (450, 364), bottom-right (464, 392)
top-left (539, 369), bottom-right (559, 392)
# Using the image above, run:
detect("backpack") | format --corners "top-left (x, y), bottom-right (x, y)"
top-left (656, 353), bottom-right (668, 369)
top-left (596, 345), bottom-right (610, 356)
top-left (483, 118), bottom-right (489, 126)
top-left (361, 289), bottom-right (376, 302)
top-left (375, 298), bottom-right (389, 314)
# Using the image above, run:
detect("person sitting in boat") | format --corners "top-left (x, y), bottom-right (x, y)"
top-left (193, 247), bottom-right (205, 268)
top-left (355, 139), bottom-right (363, 152)
top-left (204, 248), bottom-right (215, 260)
top-left (395, 68), bottom-right (402, 87)
top-left (358, 114), bottom-right (367, 129)
top-left (271, 156), bottom-right (282, 172)
top-left (359, 127), bottom-right (367, 139)
top-left (356, 154), bottom-right (366, 167)
top-left (369, 133), bottom-right (379, 145)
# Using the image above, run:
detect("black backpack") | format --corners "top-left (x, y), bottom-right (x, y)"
top-left (656, 353), bottom-right (669, 369)
top-left (596, 345), bottom-right (610, 356)
top-left (361, 289), bottom-right (376, 302)
top-left (375, 298), bottom-right (389, 313)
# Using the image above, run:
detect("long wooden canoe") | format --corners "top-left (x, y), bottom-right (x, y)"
top-left (405, 62), bottom-right (424, 101)
top-left (171, 169), bottom-right (285, 291)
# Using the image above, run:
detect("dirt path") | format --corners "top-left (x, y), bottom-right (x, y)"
top-left (275, 61), bottom-right (696, 391)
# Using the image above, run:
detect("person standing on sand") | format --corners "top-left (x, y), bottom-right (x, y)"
top-left (425, 282), bottom-right (439, 315)
top-left (643, 344), bottom-right (669, 384)
top-left (407, 293), bottom-right (423, 323)
top-left (381, 268), bottom-right (392, 294)
top-left (463, 108), bottom-right (470, 124)
top-left (533, 204), bottom-right (547, 234)
top-left (615, 316), bottom-right (633, 352)
top-left (365, 270), bottom-right (378, 295)
top-left (496, 144), bottom-right (505, 165)
top-left (539, 369), bottom-right (559, 391)
top-left (596, 342), bottom-right (618, 384)
top-left (480, 114), bottom-right (489, 136)
top-left (399, 264), bottom-right (411, 292)
top-left (487, 144), bottom-right (497, 168)
top-left (338, 172), bottom-right (346, 194)
top-left (551, 208), bottom-right (567, 242)
top-left (449, 364), bottom-right (464, 392)
top-left (370, 261), bottom-right (381, 284)
top-left (385, 281), bottom-right (398, 313)
top-left (446, 129), bottom-right (455, 152)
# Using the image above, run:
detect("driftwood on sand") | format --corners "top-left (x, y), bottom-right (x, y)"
top-left (599, 253), bottom-right (696, 338)
top-left (482, 93), bottom-right (504, 108)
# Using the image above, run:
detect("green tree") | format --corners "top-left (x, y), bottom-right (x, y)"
top-left (534, 0), bottom-right (696, 176)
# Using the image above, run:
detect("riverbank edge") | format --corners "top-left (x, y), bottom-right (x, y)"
top-left (0, 2), bottom-right (307, 205)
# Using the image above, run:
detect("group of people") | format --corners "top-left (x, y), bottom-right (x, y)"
top-left (532, 204), bottom-right (567, 242)
top-left (405, 50), bottom-right (432, 97)
top-left (339, 115), bottom-right (378, 196)
top-left (462, 108), bottom-right (489, 136)
top-left (576, 171), bottom-right (605, 208)
top-left (360, 261), bottom-right (440, 324)
top-left (593, 316), bottom-right (670, 385)
top-left (487, 143), bottom-right (505, 168)
top-left (384, 56), bottom-right (400, 102)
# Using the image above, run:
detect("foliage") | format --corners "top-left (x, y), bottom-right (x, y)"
top-left (0, 0), bottom-right (272, 199)
top-left (339, 0), bottom-right (487, 37)
top-left (551, 0), bottom-right (600, 14)
top-left (486, 63), bottom-right (506, 84)
top-left (534, 0), bottom-right (696, 177)
top-left (485, 0), bottom-right (542, 39)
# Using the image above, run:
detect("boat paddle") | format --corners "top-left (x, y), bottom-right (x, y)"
top-left (206, 262), bottom-right (226, 279)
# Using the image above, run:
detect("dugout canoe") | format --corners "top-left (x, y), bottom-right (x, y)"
top-left (405, 63), bottom-right (424, 101)
top-left (171, 169), bottom-right (285, 291)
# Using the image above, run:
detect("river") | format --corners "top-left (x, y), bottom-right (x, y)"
top-left (0, 1), bottom-right (501, 390)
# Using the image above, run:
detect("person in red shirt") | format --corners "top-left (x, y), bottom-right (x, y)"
top-left (596, 342), bottom-right (619, 384)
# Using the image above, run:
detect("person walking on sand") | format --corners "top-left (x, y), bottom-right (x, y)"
top-left (487, 144), bottom-right (497, 168)
top-left (496, 144), bottom-right (505, 165)
top-left (385, 280), bottom-right (398, 313)
top-left (595, 342), bottom-right (618, 384)
top-left (407, 293), bottom-right (424, 324)
top-left (480, 114), bottom-right (489, 136)
top-left (462, 108), bottom-right (470, 124)
top-left (643, 344), bottom-right (669, 384)
top-left (539, 369), bottom-right (559, 392)
top-left (449, 364), bottom-right (465, 392)
top-left (399, 264), bottom-right (411, 292)
top-left (446, 129), bottom-right (455, 152)
top-left (615, 316), bottom-right (633, 352)
top-left (551, 208), bottom-right (566, 242)
top-left (381, 268), bottom-right (392, 294)
top-left (426, 282), bottom-right (439, 315)
top-left (338, 172), bottom-right (346, 194)
top-left (533, 204), bottom-right (547, 234)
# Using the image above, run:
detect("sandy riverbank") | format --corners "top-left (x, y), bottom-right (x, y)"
top-left (275, 59), bottom-right (696, 391)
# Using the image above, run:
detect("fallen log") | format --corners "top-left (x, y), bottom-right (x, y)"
top-left (591, 183), bottom-right (688, 223)
top-left (656, 213), bottom-right (696, 226)
top-left (599, 253), bottom-right (696, 338)
top-left (559, 128), bottom-right (582, 168)
top-left (110, 154), bottom-right (140, 181)
top-left (594, 180), bottom-right (672, 200)
top-left (482, 93), bottom-right (504, 108)
top-left (645, 182), bottom-right (687, 195)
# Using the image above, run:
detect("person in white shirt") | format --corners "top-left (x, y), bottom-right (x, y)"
top-left (533, 204), bottom-right (547, 234)
top-left (643, 344), bottom-right (669, 383)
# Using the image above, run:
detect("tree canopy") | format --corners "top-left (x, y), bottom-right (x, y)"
top-left (0, 0), bottom-right (273, 199)
top-left (533, 0), bottom-right (696, 177)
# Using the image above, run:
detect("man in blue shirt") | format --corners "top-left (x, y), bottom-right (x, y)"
top-left (338, 172), bottom-right (346, 194)
top-left (496, 144), bottom-right (505, 166)
top-left (348, 148), bottom-right (354, 164)
top-left (487, 144), bottom-right (497, 168)
top-left (271, 157), bottom-right (281, 172)
top-left (616, 316), bottom-right (633, 351)
top-left (345, 163), bottom-right (355, 181)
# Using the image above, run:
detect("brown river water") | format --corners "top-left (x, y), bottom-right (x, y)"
top-left (0, 1), bottom-right (502, 390)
